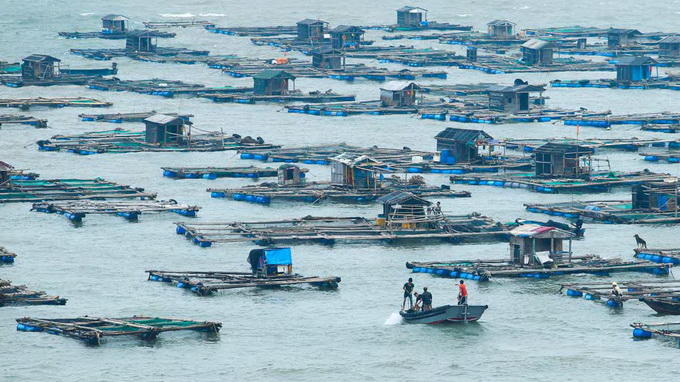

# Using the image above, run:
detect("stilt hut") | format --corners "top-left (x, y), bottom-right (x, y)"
top-left (434, 128), bottom-right (493, 164)
top-left (330, 153), bottom-right (380, 189)
top-left (632, 181), bottom-right (679, 211)
top-left (615, 56), bottom-right (656, 82)
top-left (377, 191), bottom-right (431, 229)
top-left (296, 19), bottom-right (328, 41)
top-left (21, 55), bottom-right (60, 79)
top-left (396, 6), bottom-right (428, 27)
top-left (329, 25), bottom-right (365, 50)
top-left (521, 39), bottom-right (555, 65)
top-left (607, 28), bottom-right (641, 47)
top-left (380, 81), bottom-right (422, 107)
top-left (487, 20), bottom-right (515, 38)
top-left (659, 36), bottom-right (680, 58)
top-left (101, 14), bottom-right (129, 34)
top-left (144, 114), bottom-right (190, 145)
top-left (253, 70), bottom-right (296, 96)
top-left (126, 30), bottom-right (157, 52)
top-left (278, 164), bottom-right (306, 185)
top-left (509, 224), bottom-right (575, 266)
top-left (534, 143), bottom-right (594, 178)
top-left (311, 47), bottom-right (344, 69)
top-left (488, 81), bottom-right (546, 113)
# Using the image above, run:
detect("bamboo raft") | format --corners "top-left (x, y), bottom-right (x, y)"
top-left (0, 114), bottom-right (48, 128)
top-left (163, 166), bottom-right (279, 179)
top-left (0, 97), bottom-right (112, 109)
top-left (206, 24), bottom-right (298, 37)
top-left (561, 280), bottom-right (680, 309)
top-left (79, 111), bottom-right (193, 123)
top-left (200, 91), bottom-right (356, 104)
top-left (31, 200), bottom-right (200, 223)
top-left (87, 78), bottom-right (251, 98)
top-left (146, 270), bottom-right (341, 295)
top-left (0, 247), bottom-right (16, 264)
top-left (457, 56), bottom-right (615, 74)
top-left (524, 200), bottom-right (680, 224)
top-left (0, 178), bottom-right (155, 203)
top-left (501, 138), bottom-right (677, 153)
top-left (450, 170), bottom-right (674, 194)
top-left (1, 279), bottom-right (67, 306)
top-left (564, 112), bottom-right (680, 128)
top-left (144, 20), bottom-right (215, 28)
top-left (407, 257), bottom-right (670, 282)
top-left (58, 30), bottom-right (175, 39)
top-left (70, 47), bottom-right (210, 61)
top-left (175, 214), bottom-right (508, 247)
top-left (37, 129), bottom-right (278, 154)
top-left (16, 316), bottom-right (221, 345)
top-left (635, 248), bottom-right (680, 265)
top-left (631, 322), bottom-right (680, 342)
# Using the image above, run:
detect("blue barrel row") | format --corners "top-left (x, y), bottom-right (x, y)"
top-left (172, 209), bottom-right (198, 217)
top-left (211, 192), bottom-right (271, 205)
top-left (148, 274), bottom-right (172, 282)
top-left (449, 115), bottom-right (496, 124)
top-left (551, 82), bottom-right (611, 88)
top-left (175, 225), bottom-right (213, 247)
top-left (453, 179), bottom-right (555, 193)
top-left (410, 266), bottom-right (484, 281)
top-left (34, 207), bottom-right (85, 222)
top-left (224, 71), bottom-right (252, 78)
top-left (139, 90), bottom-right (174, 97)
top-left (17, 323), bottom-right (43, 332)
top-left (525, 207), bottom-right (580, 218)
top-left (163, 170), bottom-right (260, 179)
top-left (286, 108), bottom-right (348, 116)
top-left (205, 28), bottom-right (239, 35)
top-left (635, 253), bottom-right (680, 265)
top-left (457, 64), bottom-right (505, 74)
top-left (67, 148), bottom-right (99, 155)
top-left (564, 119), bottom-right (610, 128)
top-left (1, 255), bottom-right (15, 263)
top-left (420, 113), bottom-right (447, 120)
top-left (644, 155), bottom-right (680, 163)
top-left (566, 289), bottom-right (623, 306)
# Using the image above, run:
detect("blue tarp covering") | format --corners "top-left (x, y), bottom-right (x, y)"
top-left (265, 248), bottom-right (292, 265)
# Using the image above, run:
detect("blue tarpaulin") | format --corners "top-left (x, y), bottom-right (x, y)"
top-left (265, 248), bottom-right (292, 265)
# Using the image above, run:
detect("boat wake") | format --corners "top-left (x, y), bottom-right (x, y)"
top-left (199, 13), bottom-right (226, 17)
top-left (160, 13), bottom-right (196, 18)
top-left (384, 312), bottom-right (403, 325)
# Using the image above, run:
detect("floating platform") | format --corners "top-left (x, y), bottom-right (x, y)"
top-left (457, 56), bottom-right (614, 74)
top-left (71, 47), bottom-right (209, 61)
top-left (1, 279), bottom-right (67, 306)
top-left (375, 22), bottom-right (472, 33)
top-left (32, 200), bottom-right (200, 223)
top-left (175, 214), bottom-right (508, 247)
top-left (631, 322), bottom-right (680, 342)
top-left (0, 97), bottom-right (112, 109)
top-left (144, 20), bottom-right (215, 28)
top-left (551, 78), bottom-right (680, 91)
top-left (0, 114), bottom-right (47, 128)
top-left (206, 24), bottom-right (297, 37)
top-left (87, 78), bottom-right (250, 98)
top-left (524, 200), bottom-right (680, 224)
top-left (58, 30), bottom-right (175, 39)
top-left (0, 178), bottom-right (154, 203)
top-left (285, 100), bottom-right (424, 116)
top-left (79, 111), bottom-right (193, 123)
top-left (201, 91), bottom-right (356, 104)
top-left (16, 316), bottom-right (221, 345)
top-left (640, 150), bottom-right (680, 164)
top-left (1, 67), bottom-right (117, 87)
top-left (429, 109), bottom-right (611, 125)
top-left (162, 166), bottom-right (279, 179)
top-left (563, 113), bottom-right (680, 128)
top-left (501, 138), bottom-right (678, 153)
top-left (561, 280), bottom-right (680, 309)
top-left (642, 124), bottom-right (680, 134)
top-left (635, 248), bottom-right (680, 265)
top-left (0, 61), bottom-right (20, 74)
top-left (0, 247), bottom-right (16, 264)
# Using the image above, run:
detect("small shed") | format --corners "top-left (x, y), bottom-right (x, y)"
top-left (125, 30), bottom-right (157, 52)
top-left (144, 114), bottom-right (191, 145)
top-left (311, 47), bottom-right (344, 69)
top-left (247, 247), bottom-right (293, 276)
top-left (380, 81), bottom-right (422, 107)
top-left (296, 19), bottom-right (328, 41)
top-left (253, 70), bottom-right (296, 96)
top-left (330, 153), bottom-right (380, 189)
top-left (434, 128), bottom-right (493, 164)
top-left (377, 191), bottom-right (431, 229)
top-left (615, 56), bottom-right (656, 82)
top-left (101, 14), bottom-right (129, 34)
top-left (659, 36), bottom-right (680, 58)
top-left (521, 39), bottom-right (555, 65)
top-left (632, 181), bottom-right (679, 211)
top-left (396, 6), bottom-right (428, 27)
top-left (329, 25), bottom-right (365, 50)
top-left (487, 20), bottom-right (515, 38)
top-left (509, 224), bottom-right (575, 266)
top-left (278, 164), bottom-right (306, 186)
top-left (488, 82), bottom-right (546, 113)
top-left (534, 143), bottom-right (594, 177)
top-left (607, 28), bottom-right (642, 47)
top-left (21, 55), bottom-right (61, 80)
top-left (0, 161), bottom-right (13, 184)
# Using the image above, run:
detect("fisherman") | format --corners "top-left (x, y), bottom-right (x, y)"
top-left (402, 277), bottom-right (415, 310)
top-left (434, 202), bottom-right (442, 215)
top-left (611, 282), bottom-right (623, 298)
top-left (413, 292), bottom-right (422, 312)
top-left (420, 287), bottom-right (433, 311)
top-left (457, 280), bottom-right (468, 305)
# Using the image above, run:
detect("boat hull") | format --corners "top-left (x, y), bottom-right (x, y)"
top-left (641, 297), bottom-right (680, 315)
top-left (400, 304), bottom-right (488, 324)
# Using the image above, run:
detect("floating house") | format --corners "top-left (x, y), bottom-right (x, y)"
top-left (380, 81), bottom-right (422, 107)
top-left (329, 25), bottom-right (365, 50)
top-left (607, 28), bottom-right (641, 47)
top-left (144, 114), bottom-right (191, 145)
top-left (21, 55), bottom-right (60, 79)
top-left (509, 224), bottom-right (574, 266)
top-left (278, 164), bottom-right (306, 185)
top-left (487, 82), bottom-right (546, 113)
top-left (0, 161), bottom-right (12, 184)
top-left (101, 14), bottom-right (129, 34)
top-left (311, 47), bottom-right (345, 69)
top-left (396, 6), bottom-right (428, 27)
top-left (521, 39), bottom-right (555, 65)
top-left (125, 30), bottom-right (157, 52)
top-left (487, 20), bottom-right (515, 38)
top-left (659, 36), bottom-right (680, 58)
top-left (377, 191), bottom-right (430, 229)
top-left (616, 56), bottom-right (656, 82)
top-left (330, 154), bottom-right (379, 189)
top-left (296, 19), bottom-right (328, 41)
top-left (253, 69), bottom-right (296, 96)
top-left (632, 181), bottom-right (678, 212)
top-left (434, 128), bottom-right (493, 164)
top-left (534, 143), bottom-right (594, 178)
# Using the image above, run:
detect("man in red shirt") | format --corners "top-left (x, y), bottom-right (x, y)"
top-left (458, 280), bottom-right (468, 305)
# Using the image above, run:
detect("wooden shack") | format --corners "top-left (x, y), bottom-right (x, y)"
top-left (434, 128), bottom-right (493, 164)
top-left (396, 6), bottom-right (428, 27)
top-left (632, 181), bottom-right (679, 211)
top-left (534, 143), bottom-right (594, 178)
top-left (278, 164), bottom-right (305, 185)
top-left (487, 20), bottom-right (515, 38)
top-left (253, 70), bottom-right (296, 96)
top-left (311, 47), bottom-right (344, 69)
top-left (377, 191), bottom-right (431, 229)
top-left (101, 14), bottom-right (129, 34)
top-left (21, 55), bottom-right (60, 79)
top-left (329, 25), bottom-right (365, 50)
top-left (125, 30), bottom-right (157, 52)
top-left (296, 19), bottom-right (328, 41)
top-left (615, 56), bottom-right (656, 82)
top-left (521, 39), bottom-right (555, 65)
top-left (144, 114), bottom-right (190, 145)
top-left (509, 224), bottom-right (574, 266)
top-left (379, 81), bottom-right (422, 107)
top-left (607, 28), bottom-right (641, 47)
top-left (659, 36), bottom-right (680, 58)
top-left (488, 82), bottom-right (546, 113)
top-left (0, 161), bottom-right (12, 184)
top-left (247, 247), bottom-right (293, 275)
top-left (330, 153), bottom-right (380, 189)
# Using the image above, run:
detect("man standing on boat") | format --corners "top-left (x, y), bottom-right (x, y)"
top-left (420, 287), bottom-right (432, 311)
top-left (402, 278), bottom-right (415, 310)
top-left (458, 280), bottom-right (468, 305)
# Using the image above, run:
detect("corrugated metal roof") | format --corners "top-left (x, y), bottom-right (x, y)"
top-left (377, 191), bottom-right (431, 206)
top-left (521, 39), bottom-right (556, 50)
top-left (22, 54), bottom-right (61, 63)
top-left (252, 69), bottom-right (296, 80)
top-left (144, 114), bottom-right (186, 125)
top-left (659, 36), bottom-right (680, 44)
top-left (510, 224), bottom-right (574, 239)
top-left (535, 142), bottom-right (594, 155)
top-left (297, 19), bottom-right (327, 25)
top-left (0, 161), bottom-right (14, 171)
top-left (101, 14), bottom-right (129, 21)
top-left (331, 153), bottom-right (379, 167)
top-left (397, 6), bottom-right (428, 13)
top-left (379, 81), bottom-right (422, 92)
top-left (607, 28), bottom-right (642, 36)
top-left (330, 25), bottom-right (365, 34)
top-left (616, 56), bottom-right (656, 66)
top-left (435, 128), bottom-right (493, 143)
top-left (487, 83), bottom-right (546, 93)
top-left (487, 20), bottom-right (515, 26)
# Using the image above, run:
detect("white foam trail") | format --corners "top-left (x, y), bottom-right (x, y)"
top-left (457, 14), bottom-right (471, 18)
top-left (384, 312), bottom-right (403, 325)
top-left (80, 13), bottom-right (95, 16)
top-left (160, 13), bottom-right (196, 18)
top-left (199, 13), bottom-right (226, 17)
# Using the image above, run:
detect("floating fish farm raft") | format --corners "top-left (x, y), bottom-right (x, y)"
top-left (206, 24), bottom-right (297, 37)
top-left (551, 78), bottom-right (680, 91)
top-left (561, 280), bottom-right (680, 309)
top-left (0, 178), bottom-right (154, 203)
top-left (1, 279), bottom-right (67, 306)
top-left (162, 166), bottom-right (279, 179)
top-left (635, 248), bottom-right (680, 265)
top-left (70, 47), bottom-right (210, 61)
top-left (0, 97), bottom-right (112, 109)
top-left (0, 69), bottom-right (118, 88)
top-left (16, 316), bottom-right (221, 345)
top-left (146, 270), bottom-right (340, 295)
top-left (0, 247), bottom-right (16, 264)
top-left (357, 49), bottom-right (466, 67)
top-left (640, 149), bottom-right (680, 164)
top-left (500, 138), bottom-right (678, 153)
top-left (456, 56), bottom-right (615, 74)
top-left (285, 100), bottom-right (432, 116)
top-left (144, 20), bottom-right (215, 28)
top-left (521, 26), bottom-right (611, 38)
top-left (0, 61), bottom-right (20, 74)
top-left (631, 322), bottom-right (680, 342)
top-left (31, 200), bottom-right (200, 223)
top-left (79, 111), bottom-right (193, 123)
top-left (563, 113), bottom-right (680, 128)
top-left (0, 115), bottom-right (47, 128)
top-left (201, 91), bottom-right (356, 104)
top-left (430, 109), bottom-right (611, 124)
top-left (175, 214), bottom-right (508, 247)
top-left (86, 78), bottom-right (251, 98)
top-left (524, 202), bottom-right (680, 225)
top-left (58, 30), bottom-right (175, 39)
top-left (642, 124), bottom-right (680, 134)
